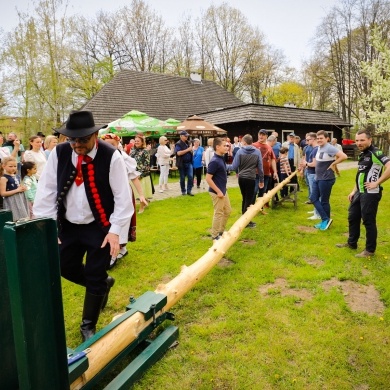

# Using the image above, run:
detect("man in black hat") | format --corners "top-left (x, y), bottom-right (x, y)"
top-left (34, 110), bottom-right (133, 341)
top-left (175, 130), bottom-right (194, 196)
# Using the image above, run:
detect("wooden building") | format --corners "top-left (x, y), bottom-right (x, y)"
top-left (199, 104), bottom-right (351, 142)
top-left (82, 70), bottom-right (243, 126)
top-left (81, 70), bottom-right (351, 142)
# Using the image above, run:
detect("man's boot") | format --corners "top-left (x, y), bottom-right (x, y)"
top-left (80, 292), bottom-right (105, 342)
top-left (101, 276), bottom-right (115, 311)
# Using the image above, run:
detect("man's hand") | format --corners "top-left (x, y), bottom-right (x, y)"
top-left (258, 182), bottom-right (264, 188)
top-left (364, 181), bottom-right (379, 191)
top-left (101, 232), bottom-right (120, 258)
top-left (348, 191), bottom-right (356, 202)
top-left (216, 190), bottom-right (224, 198)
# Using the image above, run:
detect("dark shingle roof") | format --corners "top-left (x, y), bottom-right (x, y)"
top-left (81, 70), bottom-right (244, 126)
top-left (199, 104), bottom-right (351, 128)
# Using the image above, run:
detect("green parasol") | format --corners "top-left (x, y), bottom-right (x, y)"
top-left (99, 110), bottom-right (165, 138)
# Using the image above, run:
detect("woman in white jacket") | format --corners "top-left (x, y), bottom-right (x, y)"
top-left (156, 136), bottom-right (173, 192)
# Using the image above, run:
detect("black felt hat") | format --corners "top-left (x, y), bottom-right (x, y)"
top-left (58, 111), bottom-right (101, 137)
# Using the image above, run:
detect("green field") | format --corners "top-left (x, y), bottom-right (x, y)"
top-left (64, 168), bottom-right (390, 389)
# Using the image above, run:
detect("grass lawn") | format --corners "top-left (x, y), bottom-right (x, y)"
top-left (63, 168), bottom-right (390, 389)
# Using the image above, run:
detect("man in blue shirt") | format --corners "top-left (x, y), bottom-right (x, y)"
top-left (175, 131), bottom-right (194, 196)
top-left (302, 132), bottom-right (315, 203)
top-left (206, 137), bottom-right (231, 240)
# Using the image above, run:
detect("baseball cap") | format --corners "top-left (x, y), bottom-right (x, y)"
top-left (258, 129), bottom-right (268, 135)
top-left (179, 131), bottom-right (189, 136)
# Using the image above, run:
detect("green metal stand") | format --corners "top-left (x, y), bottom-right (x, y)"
top-left (4, 218), bottom-right (70, 389)
top-left (104, 325), bottom-right (179, 390)
top-left (0, 210), bottom-right (18, 389)
top-left (79, 291), bottom-right (177, 390)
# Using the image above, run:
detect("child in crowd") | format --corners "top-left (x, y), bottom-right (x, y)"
top-left (0, 156), bottom-right (29, 221)
top-left (279, 146), bottom-right (291, 198)
top-left (206, 137), bottom-right (232, 240)
top-left (21, 161), bottom-right (38, 218)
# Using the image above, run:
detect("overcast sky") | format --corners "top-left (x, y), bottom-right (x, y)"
top-left (3, 0), bottom-right (338, 69)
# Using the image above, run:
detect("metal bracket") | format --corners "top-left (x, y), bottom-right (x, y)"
top-left (125, 291), bottom-right (168, 321)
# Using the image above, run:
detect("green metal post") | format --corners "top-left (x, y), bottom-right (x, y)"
top-left (0, 210), bottom-right (18, 389)
top-left (4, 218), bottom-right (70, 389)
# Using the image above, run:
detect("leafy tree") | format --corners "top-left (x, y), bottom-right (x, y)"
top-left (311, 0), bottom-right (390, 128)
top-left (301, 57), bottom-right (335, 111)
top-left (118, 0), bottom-right (172, 72)
top-left (1, 0), bottom-right (74, 131)
top-left (241, 29), bottom-right (285, 104)
top-left (198, 3), bottom-right (256, 96)
top-left (169, 15), bottom-right (195, 77)
top-left (263, 81), bottom-right (309, 108)
top-left (360, 26), bottom-right (390, 134)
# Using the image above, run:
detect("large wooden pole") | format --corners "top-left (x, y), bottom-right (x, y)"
top-left (71, 173), bottom-right (297, 389)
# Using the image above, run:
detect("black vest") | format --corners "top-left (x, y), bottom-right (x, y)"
top-left (56, 140), bottom-right (115, 233)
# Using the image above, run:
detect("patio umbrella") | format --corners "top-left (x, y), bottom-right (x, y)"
top-left (176, 115), bottom-right (227, 137)
top-left (99, 110), bottom-right (165, 138)
top-left (163, 118), bottom-right (181, 130)
top-left (152, 117), bottom-right (181, 138)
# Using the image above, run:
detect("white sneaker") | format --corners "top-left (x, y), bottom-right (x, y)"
top-left (307, 210), bottom-right (315, 214)
top-left (159, 189), bottom-right (164, 193)
top-left (307, 215), bottom-right (321, 220)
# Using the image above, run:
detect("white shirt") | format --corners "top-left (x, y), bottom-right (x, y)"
top-left (122, 152), bottom-right (140, 180)
top-left (156, 145), bottom-right (172, 166)
top-left (204, 147), bottom-right (215, 167)
top-left (0, 147), bottom-right (11, 159)
top-left (23, 150), bottom-right (47, 180)
top-left (33, 143), bottom-right (133, 236)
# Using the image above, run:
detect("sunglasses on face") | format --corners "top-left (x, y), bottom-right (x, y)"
top-left (67, 135), bottom-right (94, 144)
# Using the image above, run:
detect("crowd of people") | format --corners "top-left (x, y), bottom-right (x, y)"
top-left (1, 111), bottom-right (389, 341)
top-left (206, 129), bottom-right (389, 260)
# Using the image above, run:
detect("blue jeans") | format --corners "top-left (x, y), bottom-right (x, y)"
top-left (179, 162), bottom-right (193, 194)
top-left (304, 169), bottom-right (311, 198)
top-left (310, 178), bottom-right (335, 220)
top-left (307, 173), bottom-right (320, 217)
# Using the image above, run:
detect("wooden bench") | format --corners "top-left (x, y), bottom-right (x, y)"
top-left (271, 183), bottom-right (298, 210)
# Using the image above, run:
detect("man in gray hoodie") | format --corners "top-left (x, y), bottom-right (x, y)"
top-left (227, 134), bottom-right (264, 228)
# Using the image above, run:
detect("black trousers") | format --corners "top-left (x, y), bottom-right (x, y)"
top-left (59, 220), bottom-right (110, 295)
top-left (239, 177), bottom-right (256, 214)
top-left (194, 167), bottom-right (203, 187)
top-left (348, 191), bottom-right (382, 253)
